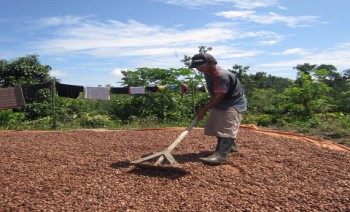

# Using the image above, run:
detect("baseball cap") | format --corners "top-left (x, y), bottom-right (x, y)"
top-left (189, 53), bottom-right (216, 68)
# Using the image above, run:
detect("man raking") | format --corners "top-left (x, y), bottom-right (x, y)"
top-left (189, 53), bottom-right (247, 165)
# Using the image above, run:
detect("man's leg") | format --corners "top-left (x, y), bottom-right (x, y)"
top-left (199, 137), bottom-right (233, 164)
top-left (227, 108), bottom-right (243, 153)
top-left (230, 138), bottom-right (239, 153)
top-left (202, 108), bottom-right (242, 162)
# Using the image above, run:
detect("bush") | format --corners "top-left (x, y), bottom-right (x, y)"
top-left (24, 117), bottom-right (53, 130)
top-left (0, 110), bottom-right (25, 126)
top-left (2, 116), bottom-right (53, 130)
top-left (315, 113), bottom-right (350, 138)
top-left (79, 113), bottom-right (113, 128)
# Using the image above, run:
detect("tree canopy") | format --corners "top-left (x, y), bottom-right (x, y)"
top-left (0, 54), bottom-right (53, 87)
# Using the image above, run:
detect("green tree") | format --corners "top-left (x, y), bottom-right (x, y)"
top-left (309, 65), bottom-right (350, 113)
top-left (0, 54), bottom-right (55, 120)
top-left (336, 69), bottom-right (350, 112)
top-left (314, 65), bottom-right (340, 87)
top-left (343, 69), bottom-right (350, 80)
top-left (294, 63), bottom-right (316, 87)
top-left (294, 63), bottom-right (317, 76)
top-left (0, 54), bottom-right (53, 87)
top-left (114, 67), bottom-right (204, 121)
top-left (228, 64), bottom-right (251, 94)
top-left (238, 71), bottom-right (292, 101)
top-left (249, 88), bottom-right (277, 114)
top-left (276, 72), bottom-right (333, 119)
top-left (229, 64), bottom-right (250, 79)
top-left (120, 67), bottom-right (192, 86)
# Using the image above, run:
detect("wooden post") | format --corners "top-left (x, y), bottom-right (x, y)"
top-left (192, 81), bottom-right (196, 115)
top-left (51, 81), bottom-right (57, 130)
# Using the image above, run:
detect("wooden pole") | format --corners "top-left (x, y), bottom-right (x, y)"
top-left (51, 81), bottom-right (57, 130)
top-left (192, 81), bottom-right (196, 115)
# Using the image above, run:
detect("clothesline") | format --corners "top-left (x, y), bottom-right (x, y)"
top-left (54, 82), bottom-right (176, 99)
top-left (0, 82), bottom-right (184, 110)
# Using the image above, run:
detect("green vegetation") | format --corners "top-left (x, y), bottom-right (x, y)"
top-left (1, 51), bottom-right (349, 147)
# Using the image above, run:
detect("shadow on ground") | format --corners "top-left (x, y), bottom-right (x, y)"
top-left (110, 151), bottom-right (212, 179)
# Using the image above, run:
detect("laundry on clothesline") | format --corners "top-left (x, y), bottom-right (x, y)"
top-left (22, 82), bottom-right (52, 98)
top-left (129, 87), bottom-right (145, 94)
top-left (145, 86), bottom-right (158, 92)
top-left (84, 87), bottom-right (110, 100)
top-left (56, 83), bottom-right (84, 99)
top-left (167, 85), bottom-right (178, 89)
top-left (110, 87), bottom-right (129, 94)
top-left (0, 87), bottom-right (26, 110)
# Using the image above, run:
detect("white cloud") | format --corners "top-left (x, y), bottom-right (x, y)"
top-left (32, 18), bottom-right (280, 58)
top-left (215, 10), bottom-right (320, 27)
top-left (213, 46), bottom-right (263, 59)
top-left (233, 0), bottom-right (278, 9)
top-left (258, 43), bottom-right (350, 72)
top-left (111, 68), bottom-right (126, 78)
top-left (243, 31), bottom-right (284, 45)
top-left (35, 19), bottom-right (232, 53)
top-left (306, 43), bottom-right (350, 69)
top-left (281, 48), bottom-right (310, 56)
top-left (35, 16), bottom-right (87, 27)
top-left (268, 48), bottom-right (311, 56)
top-left (159, 0), bottom-right (278, 9)
top-left (256, 40), bottom-right (280, 46)
top-left (217, 10), bottom-right (255, 18)
top-left (277, 5), bottom-right (287, 10)
top-left (50, 70), bottom-right (67, 77)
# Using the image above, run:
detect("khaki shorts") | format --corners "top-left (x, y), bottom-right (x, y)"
top-left (204, 107), bottom-right (243, 139)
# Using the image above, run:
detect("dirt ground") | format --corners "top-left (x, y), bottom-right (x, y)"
top-left (0, 127), bottom-right (349, 211)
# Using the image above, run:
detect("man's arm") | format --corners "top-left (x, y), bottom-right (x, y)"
top-left (196, 93), bottom-right (225, 120)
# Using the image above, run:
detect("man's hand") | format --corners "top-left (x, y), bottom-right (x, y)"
top-left (196, 93), bottom-right (226, 120)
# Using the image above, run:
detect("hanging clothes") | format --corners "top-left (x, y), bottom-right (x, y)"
top-left (56, 83), bottom-right (84, 98)
top-left (157, 85), bottom-right (167, 91)
top-left (22, 82), bottom-right (52, 99)
top-left (110, 87), bottom-right (129, 94)
top-left (84, 87), bottom-right (110, 100)
top-left (0, 87), bottom-right (26, 110)
top-left (129, 87), bottom-right (145, 94)
top-left (145, 86), bottom-right (158, 92)
top-left (167, 84), bottom-right (178, 90)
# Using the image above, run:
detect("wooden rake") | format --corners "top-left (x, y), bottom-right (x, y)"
top-left (130, 117), bottom-right (198, 174)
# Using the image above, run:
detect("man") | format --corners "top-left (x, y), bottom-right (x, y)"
top-left (189, 53), bottom-right (247, 164)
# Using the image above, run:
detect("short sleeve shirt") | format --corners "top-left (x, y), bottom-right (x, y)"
top-left (205, 68), bottom-right (247, 112)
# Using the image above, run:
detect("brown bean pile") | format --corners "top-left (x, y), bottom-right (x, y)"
top-left (0, 128), bottom-right (349, 211)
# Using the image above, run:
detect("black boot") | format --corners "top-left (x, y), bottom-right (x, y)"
top-left (199, 138), bottom-right (220, 162)
top-left (230, 138), bottom-right (239, 153)
top-left (199, 137), bottom-right (233, 165)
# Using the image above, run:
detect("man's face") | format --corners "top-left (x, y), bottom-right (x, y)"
top-left (196, 62), bottom-right (211, 73)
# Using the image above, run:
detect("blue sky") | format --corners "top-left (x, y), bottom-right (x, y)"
top-left (1, 0), bottom-right (349, 86)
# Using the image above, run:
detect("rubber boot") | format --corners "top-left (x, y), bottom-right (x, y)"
top-left (199, 137), bottom-right (233, 165)
top-left (199, 137), bottom-right (220, 162)
top-left (230, 138), bottom-right (239, 153)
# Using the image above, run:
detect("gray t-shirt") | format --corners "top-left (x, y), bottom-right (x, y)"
top-left (205, 68), bottom-right (247, 113)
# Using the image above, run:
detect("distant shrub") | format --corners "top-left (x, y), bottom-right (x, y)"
top-left (243, 113), bottom-right (276, 126)
top-left (80, 113), bottom-right (113, 128)
top-left (0, 110), bottom-right (25, 126)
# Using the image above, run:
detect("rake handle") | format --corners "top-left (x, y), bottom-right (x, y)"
top-left (166, 117), bottom-right (198, 152)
